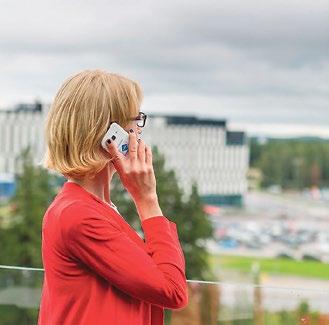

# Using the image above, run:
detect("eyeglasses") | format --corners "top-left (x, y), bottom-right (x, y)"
top-left (130, 111), bottom-right (147, 128)
top-left (109, 112), bottom-right (147, 130)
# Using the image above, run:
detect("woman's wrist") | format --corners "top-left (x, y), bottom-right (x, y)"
top-left (135, 194), bottom-right (163, 221)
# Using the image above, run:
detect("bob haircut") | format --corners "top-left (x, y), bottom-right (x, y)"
top-left (43, 69), bottom-right (143, 179)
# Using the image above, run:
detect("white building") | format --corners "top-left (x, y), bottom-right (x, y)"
top-left (0, 106), bottom-right (249, 206)
top-left (0, 103), bottom-right (48, 175)
top-left (142, 115), bottom-right (249, 206)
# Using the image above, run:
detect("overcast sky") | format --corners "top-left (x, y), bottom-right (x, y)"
top-left (0, 0), bottom-right (328, 137)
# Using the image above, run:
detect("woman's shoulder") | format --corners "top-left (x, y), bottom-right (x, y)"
top-left (58, 199), bottom-right (121, 235)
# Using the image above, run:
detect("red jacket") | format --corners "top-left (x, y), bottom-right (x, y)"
top-left (38, 181), bottom-right (188, 325)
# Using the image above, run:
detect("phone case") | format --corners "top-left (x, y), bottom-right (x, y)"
top-left (101, 123), bottom-right (129, 155)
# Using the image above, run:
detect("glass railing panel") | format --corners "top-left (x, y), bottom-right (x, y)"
top-left (0, 266), bottom-right (43, 325)
top-left (1, 266), bottom-right (329, 325)
top-left (170, 280), bottom-right (329, 325)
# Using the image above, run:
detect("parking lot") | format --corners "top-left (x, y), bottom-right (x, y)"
top-left (208, 191), bottom-right (329, 262)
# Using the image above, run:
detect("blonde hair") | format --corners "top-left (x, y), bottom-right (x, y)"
top-left (43, 69), bottom-right (143, 179)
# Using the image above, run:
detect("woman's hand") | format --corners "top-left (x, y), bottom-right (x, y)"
top-left (106, 129), bottom-right (163, 220)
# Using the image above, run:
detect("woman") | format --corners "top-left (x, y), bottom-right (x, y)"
top-left (38, 70), bottom-right (188, 325)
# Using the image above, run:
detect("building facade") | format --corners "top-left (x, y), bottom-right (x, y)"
top-left (142, 115), bottom-right (249, 206)
top-left (0, 103), bottom-right (48, 175)
top-left (0, 106), bottom-right (249, 206)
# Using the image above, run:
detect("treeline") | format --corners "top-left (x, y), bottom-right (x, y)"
top-left (250, 137), bottom-right (329, 189)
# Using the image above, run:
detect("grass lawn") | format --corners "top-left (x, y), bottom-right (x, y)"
top-left (209, 254), bottom-right (329, 280)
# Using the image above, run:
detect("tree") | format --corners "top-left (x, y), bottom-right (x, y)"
top-left (0, 147), bottom-right (56, 324)
top-left (0, 147), bottom-right (56, 267)
top-left (179, 183), bottom-right (215, 281)
top-left (310, 161), bottom-right (321, 187)
top-left (111, 146), bottom-right (216, 281)
top-left (251, 138), bottom-right (329, 189)
top-left (111, 146), bottom-right (217, 324)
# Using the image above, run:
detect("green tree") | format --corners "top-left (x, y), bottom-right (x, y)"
top-left (179, 183), bottom-right (215, 281)
top-left (0, 147), bottom-right (56, 267)
top-left (0, 147), bottom-right (56, 324)
top-left (111, 146), bottom-right (216, 324)
top-left (251, 138), bottom-right (329, 189)
top-left (111, 146), bottom-right (216, 281)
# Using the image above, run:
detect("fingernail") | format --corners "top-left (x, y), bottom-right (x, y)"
top-left (129, 129), bottom-right (134, 133)
top-left (106, 139), bottom-right (111, 144)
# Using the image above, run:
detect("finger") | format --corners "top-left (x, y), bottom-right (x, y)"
top-left (145, 145), bottom-right (153, 166)
top-left (106, 139), bottom-right (125, 172)
top-left (137, 139), bottom-right (146, 162)
top-left (127, 129), bottom-right (138, 161)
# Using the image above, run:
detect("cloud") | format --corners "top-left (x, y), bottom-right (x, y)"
top-left (0, 0), bottom-right (328, 135)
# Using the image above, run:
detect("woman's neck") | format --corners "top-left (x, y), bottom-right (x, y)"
top-left (68, 165), bottom-right (115, 204)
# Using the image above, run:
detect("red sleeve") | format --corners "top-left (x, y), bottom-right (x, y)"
top-left (168, 222), bottom-right (185, 268)
top-left (61, 203), bottom-right (188, 310)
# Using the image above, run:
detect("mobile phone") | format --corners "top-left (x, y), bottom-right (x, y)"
top-left (101, 122), bottom-right (129, 155)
